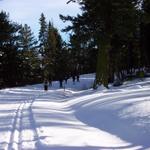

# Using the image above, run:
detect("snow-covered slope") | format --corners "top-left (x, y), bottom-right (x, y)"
top-left (0, 74), bottom-right (150, 150)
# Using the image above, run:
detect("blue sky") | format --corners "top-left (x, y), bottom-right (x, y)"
top-left (0, 0), bottom-right (80, 41)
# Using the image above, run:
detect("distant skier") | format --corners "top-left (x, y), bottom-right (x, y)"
top-left (44, 80), bottom-right (48, 91)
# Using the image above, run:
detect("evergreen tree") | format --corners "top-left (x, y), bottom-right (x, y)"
top-left (18, 24), bottom-right (40, 84)
top-left (38, 13), bottom-right (48, 88)
top-left (38, 15), bottom-right (66, 88)
top-left (44, 22), bottom-right (57, 84)
top-left (141, 0), bottom-right (150, 68)
top-left (69, 33), bottom-right (88, 82)
top-left (0, 11), bottom-right (20, 88)
top-left (39, 13), bottom-right (47, 57)
top-left (18, 24), bottom-right (37, 51)
top-left (60, 0), bottom-right (140, 88)
top-left (53, 28), bottom-right (64, 87)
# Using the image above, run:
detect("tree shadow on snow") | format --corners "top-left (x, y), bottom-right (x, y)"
top-left (36, 143), bottom-right (135, 150)
top-left (74, 94), bottom-right (150, 149)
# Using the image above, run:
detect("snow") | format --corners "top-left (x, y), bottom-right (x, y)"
top-left (0, 74), bottom-right (150, 150)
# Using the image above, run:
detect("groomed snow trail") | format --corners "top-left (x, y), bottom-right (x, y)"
top-left (0, 75), bottom-right (150, 150)
top-left (7, 97), bottom-right (40, 150)
top-left (0, 88), bottom-right (44, 150)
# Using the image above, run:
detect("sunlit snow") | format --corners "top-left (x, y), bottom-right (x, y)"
top-left (0, 74), bottom-right (150, 149)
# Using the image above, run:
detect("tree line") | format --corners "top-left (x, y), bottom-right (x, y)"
top-left (0, 11), bottom-right (94, 89)
top-left (60, 0), bottom-right (150, 88)
top-left (0, 0), bottom-right (150, 89)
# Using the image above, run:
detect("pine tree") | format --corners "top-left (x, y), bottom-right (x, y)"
top-left (141, 0), bottom-right (150, 68)
top-left (0, 11), bottom-right (20, 88)
top-left (60, 0), bottom-right (140, 87)
top-left (18, 24), bottom-right (40, 84)
top-left (39, 13), bottom-right (47, 57)
top-left (38, 15), bottom-right (65, 88)
top-left (44, 22), bottom-right (56, 83)
top-left (19, 24), bottom-right (37, 51)
top-left (69, 34), bottom-right (83, 82)
top-left (53, 28), bottom-right (64, 87)
top-left (38, 13), bottom-right (48, 89)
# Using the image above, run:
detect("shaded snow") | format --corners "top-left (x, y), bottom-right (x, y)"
top-left (0, 74), bottom-right (150, 150)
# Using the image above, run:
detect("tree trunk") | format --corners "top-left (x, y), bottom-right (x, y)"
top-left (95, 37), bottom-right (110, 88)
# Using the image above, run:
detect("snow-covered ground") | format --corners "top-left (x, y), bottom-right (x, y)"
top-left (0, 74), bottom-right (150, 150)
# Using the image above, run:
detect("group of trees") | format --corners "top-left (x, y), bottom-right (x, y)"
top-left (0, 12), bottom-right (20, 87)
top-left (38, 13), bottom-right (96, 88)
top-left (0, 12), bottom-right (42, 87)
top-left (1, 0), bottom-right (150, 89)
top-left (60, 0), bottom-right (150, 88)
top-left (0, 12), bottom-right (66, 88)
top-left (0, 10), bottom-right (93, 89)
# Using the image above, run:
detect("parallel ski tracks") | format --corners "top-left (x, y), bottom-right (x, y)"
top-left (7, 95), bottom-right (40, 150)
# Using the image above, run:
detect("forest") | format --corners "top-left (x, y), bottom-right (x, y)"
top-left (0, 0), bottom-right (150, 89)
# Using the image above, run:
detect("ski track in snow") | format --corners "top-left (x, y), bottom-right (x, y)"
top-left (7, 102), bottom-right (25, 150)
top-left (0, 75), bottom-right (150, 150)
top-left (0, 92), bottom-right (42, 150)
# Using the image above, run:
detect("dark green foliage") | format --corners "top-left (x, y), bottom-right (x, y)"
top-left (0, 11), bottom-right (20, 88)
top-left (141, 0), bottom-right (150, 68)
top-left (18, 24), bottom-right (40, 84)
top-left (48, 24), bottom-right (69, 88)
top-left (1, 0), bottom-right (150, 89)
top-left (39, 13), bottom-right (47, 50)
top-left (38, 13), bottom-right (48, 84)
top-left (0, 11), bottom-right (40, 88)
top-left (60, 0), bottom-right (149, 88)
top-left (38, 15), bottom-right (68, 88)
